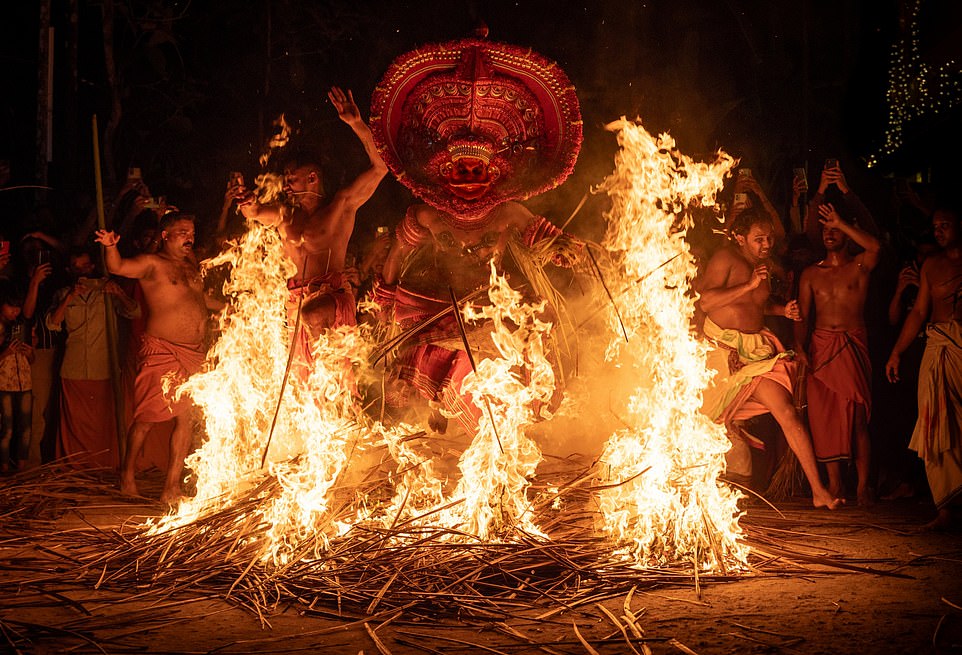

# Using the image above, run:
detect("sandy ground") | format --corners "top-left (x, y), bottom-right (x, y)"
top-left (1, 474), bottom-right (960, 655)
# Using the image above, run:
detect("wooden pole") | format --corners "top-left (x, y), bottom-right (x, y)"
top-left (92, 114), bottom-right (128, 464)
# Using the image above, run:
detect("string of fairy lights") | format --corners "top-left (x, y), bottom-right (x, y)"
top-left (867, 0), bottom-right (962, 167)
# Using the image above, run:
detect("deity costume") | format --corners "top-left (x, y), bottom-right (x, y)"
top-left (132, 334), bottom-right (205, 424)
top-left (369, 32), bottom-right (583, 432)
top-left (909, 321), bottom-right (962, 509)
top-left (701, 317), bottom-right (796, 477)
top-left (805, 328), bottom-right (871, 462)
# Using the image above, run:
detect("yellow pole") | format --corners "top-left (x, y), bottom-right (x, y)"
top-left (91, 115), bottom-right (128, 464)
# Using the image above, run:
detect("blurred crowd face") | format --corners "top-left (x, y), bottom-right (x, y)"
top-left (932, 210), bottom-right (960, 249)
top-left (1, 301), bottom-right (21, 323)
top-left (161, 218), bottom-right (195, 256)
top-left (822, 224), bottom-right (848, 252)
top-left (69, 253), bottom-right (96, 279)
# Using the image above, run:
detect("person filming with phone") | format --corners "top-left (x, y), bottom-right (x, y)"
top-left (804, 159), bottom-right (880, 251)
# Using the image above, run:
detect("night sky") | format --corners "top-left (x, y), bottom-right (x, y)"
top-left (4, 0), bottom-right (953, 243)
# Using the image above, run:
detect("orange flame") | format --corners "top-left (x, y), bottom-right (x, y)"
top-left (595, 119), bottom-right (748, 570)
top-left (151, 219), bottom-right (376, 563)
top-left (259, 114), bottom-right (292, 169)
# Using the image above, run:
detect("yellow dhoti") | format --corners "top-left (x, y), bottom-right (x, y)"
top-left (909, 321), bottom-right (962, 509)
top-left (701, 317), bottom-right (797, 477)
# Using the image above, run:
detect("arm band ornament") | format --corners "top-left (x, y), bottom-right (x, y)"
top-left (396, 206), bottom-right (431, 249)
top-left (370, 275), bottom-right (397, 310)
top-left (522, 215), bottom-right (563, 247)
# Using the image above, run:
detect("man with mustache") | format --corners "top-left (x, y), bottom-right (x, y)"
top-left (697, 209), bottom-right (842, 509)
top-left (96, 213), bottom-right (221, 505)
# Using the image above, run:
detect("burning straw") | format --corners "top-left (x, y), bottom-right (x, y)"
top-left (593, 119), bottom-right (747, 571)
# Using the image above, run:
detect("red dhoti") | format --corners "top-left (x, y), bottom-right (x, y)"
top-left (806, 328), bottom-right (871, 462)
top-left (132, 334), bottom-right (205, 424)
top-left (389, 286), bottom-right (483, 432)
top-left (58, 378), bottom-right (119, 468)
top-left (287, 273), bottom-right (356, 371)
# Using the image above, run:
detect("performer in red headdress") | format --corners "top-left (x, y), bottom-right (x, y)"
top-left (368, 29), bottom-right (585, 433)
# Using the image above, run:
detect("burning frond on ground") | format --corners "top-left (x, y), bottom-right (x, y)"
top-left (430, 264), bottom-right (553, 541)
top-left (595, 119), bottom-right (748, 570)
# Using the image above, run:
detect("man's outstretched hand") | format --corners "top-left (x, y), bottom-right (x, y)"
top-left (329, 87), bottom-right (362, 126)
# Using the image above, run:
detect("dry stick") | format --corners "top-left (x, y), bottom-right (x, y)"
top-left (667, 638), bottom-right (701, 655)
top-left (585, 245), bottom-right (628, 343)
top-left (559, 192), bottom-right (589, 233)
top-left (942, 597), bottom-right (962, 611)
top-left (395, 629), bottom-right (513, 655)
top-left (447, 286), bottom-right (504, 455)
top-left (595, 603), bottom-right (643, 655)
top-left (0, 620), bottom-right (25, 655)
top-left (261, 255), bottom-right (307, 468)
top-left (369, 286), bottom-right (489, 365)
top-left (494, 623), bottom-right (567, 655)
top-left (725, 621), bottom-right (802, 640)
top-left (3, 619), bottom-right (109, 655)
top-left (571, 620), bottom-right (602, 655)
top-left (364, 621), bottom-right (394, 655)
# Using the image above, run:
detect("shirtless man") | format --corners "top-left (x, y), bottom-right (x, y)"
top-left (794, 203), bottom-right (880, 504)
top-left (886, 208), bottom-right (962, 529)
top-left (238, 87), bottom-right (386, 344)
top-left (697, 209), bottom-right (842, 509)
top-left (96, 214), bottom-right (220, 504)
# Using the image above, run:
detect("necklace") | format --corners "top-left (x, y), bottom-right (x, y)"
top-left (438, 209), bottom-right (497, 232)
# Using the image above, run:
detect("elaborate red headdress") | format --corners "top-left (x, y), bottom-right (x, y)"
top-left (371, 32), bottom-right (582, 220)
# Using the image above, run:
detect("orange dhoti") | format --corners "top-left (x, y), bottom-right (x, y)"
top-left (806, 328), bottom-right (871, 462)
top-left (132, 334), bottom-right (205, 424)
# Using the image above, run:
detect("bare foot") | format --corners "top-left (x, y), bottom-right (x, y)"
top-left (119, 473), bottom-right (140, 497)
top-left (916, 508), bottom-right (955, 532)
top-left (857, 487), bottom-right (876, 508)
top-left (159, 486), bottom-right (183, 508)
top-left (881, 482), bottom-right (915, 501)
top-left (813, 488), bottom-right (845, 510)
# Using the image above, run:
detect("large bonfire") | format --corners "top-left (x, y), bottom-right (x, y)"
top-left (596, 119), bottom-right (747, 571)
top-left (149, 119), bottom-right (747, 574)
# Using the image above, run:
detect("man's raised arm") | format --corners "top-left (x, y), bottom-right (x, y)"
top-left (94, 229), bottom-right (155, 280)
top-left (328, 87), bottom-right (388, 211)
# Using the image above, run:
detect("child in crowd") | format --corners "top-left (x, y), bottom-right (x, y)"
top-left (0, 286), bottom-right (33, 472)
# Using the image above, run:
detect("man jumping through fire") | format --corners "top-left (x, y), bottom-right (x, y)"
top-left (96, 214), bottom-right (222, 505)
top-left (367, 31), bottom-right (584, 434)
top-left (237, 87), bottom-right (387, 367)
top-left (697, 209), bottom-right (843, 509)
